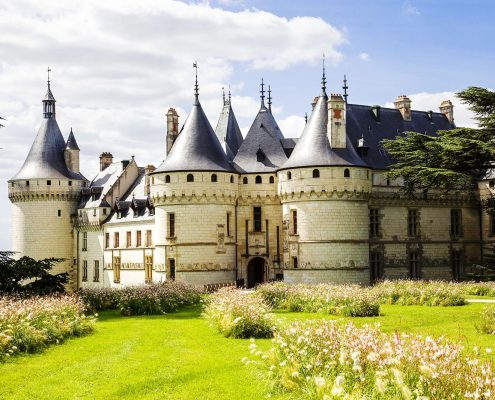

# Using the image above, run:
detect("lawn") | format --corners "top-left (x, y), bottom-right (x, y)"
top-left (1, 302), bottom-right (495, 400)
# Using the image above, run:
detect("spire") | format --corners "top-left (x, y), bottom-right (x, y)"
top-left (193, 62), bottom-right (199, 104)
top-left (43, 66), bottom-right (56, 118)
top-left (222, 86), bottom-right (226, 105)
top-left (267, 85), bottom-right (272, 112)
top-left (228, 85), bottom-right (231, 104)
top-left (305, 112), bottom-right (308, 124)
top-left (343, 74), bottom-right (349, 103)
top-left (260, 78), bottom-right (266, 108)
top-left (66, 127), bottom-right (80, 150)
top-left (321, 54), bottom-right (327, 97)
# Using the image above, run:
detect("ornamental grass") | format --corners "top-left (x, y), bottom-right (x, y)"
top-left (247, 319), bottom-right (495, 399)
top-left (0, 295), bottom-right (95, 361)
top-left (203, 287), bottom-right (274, 338)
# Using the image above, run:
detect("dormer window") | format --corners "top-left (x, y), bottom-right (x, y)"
top-left (256, 148), bottom-right (265, 162)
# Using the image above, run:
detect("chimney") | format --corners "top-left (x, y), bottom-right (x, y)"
top-left (144, 164), bottom-right (156, 195)
top-left (328, 94), bottom-right (346, 149)
top-left (99, 152), bottom-right (113, 171)
top-left (394, 95), bottom-right (412, 121)
top-left (439, 100), bottom-right (454, 124)
top-left (166, 108), bottom-right (179, 155)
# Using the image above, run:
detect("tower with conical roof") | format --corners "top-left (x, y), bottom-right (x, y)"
top-left (8, 72), bottom-right (86, 283)
top-left (277, 60), bottom-right (372, 284)
top-left (150, 64), bottom-right (238, 284)
top-left (214, 88), bottom-right (243, 161)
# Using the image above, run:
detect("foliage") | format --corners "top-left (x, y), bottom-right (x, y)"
top-left (203, 288), bottom-right (274, 338)
top-left (0, 251), bottom-right (68, 295)
top-left (476, 305), bottom-right (495, 335)
top-left (248, 319), bottom-right (495, 399)
top-left (79, 282), bottom-right (202, 316)
top-left (0, 295), bottom-right (95, 361)
top-left (382, 87), bottom-right (495, 197)
top-left (372, 280), bottom-right (466, 306)
top-left (460, 281), bottom-right (495, 297)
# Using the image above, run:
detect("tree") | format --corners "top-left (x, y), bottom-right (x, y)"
top-left (382, 87), bottom-right (495, 197)
top-left (0, 252), bottom-right (68, 295)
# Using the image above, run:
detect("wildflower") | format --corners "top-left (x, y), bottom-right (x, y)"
top-left (314, 376), bottom-right (326, 387)
top-left (486, 348), bottom-right (492, 354)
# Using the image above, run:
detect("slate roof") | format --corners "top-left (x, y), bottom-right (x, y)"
top-left (79, 162), bottom-right (126, 208)
top-left (154, 98), bottom-right (234, 173)
top-left (66, 128), bottom-right (80, 150)
top-left (233, 102), bottom-right (288, 173)
top-left (215, 100), bottom-right (244, 161)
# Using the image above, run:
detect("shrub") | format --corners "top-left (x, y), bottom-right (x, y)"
top-left (0, 295), bottom-right (95, 361)
top-left (203, 288), bottom-right (274, 338)
top-left (78, 287), bottom-right (121, 313)
top-left (248, 319), bottom-right (495, 399)
top-left (476, 304), bottom-right (495, 334)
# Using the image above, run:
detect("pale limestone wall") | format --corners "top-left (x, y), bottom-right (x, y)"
top-left (176, 270), bottom-right (235, 285)
top-left (78, 229), bottom-right (105, 288)
top-left (284, 269), bottom-right (369, 285)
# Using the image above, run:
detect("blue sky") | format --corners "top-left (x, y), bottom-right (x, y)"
top-left (0, 0), bottom-right (493, 250)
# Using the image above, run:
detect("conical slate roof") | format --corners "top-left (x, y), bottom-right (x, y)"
top-left (233, 103), bottom-right (288, 173)
top-left (154, 99), bottom-right (233, 173)
top-left (281, 94), bottom-right (367, 170)
top-left (215, 100), bottom-right (243, 161)
top-left (66, 128), bottom-right (80, 150)
top-left (43, 84), bottom-right (55, 102)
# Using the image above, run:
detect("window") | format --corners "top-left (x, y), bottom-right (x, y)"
top-left (68, 180), bottom-right (72, 186)
top-left (292, 210), bottom-right (298, 234)
top-left (103, 208), bottom-right (107, 216)
top-left (93, 260), bottom-right (100, 282)
top-left (169, 259), bottom-right (176, 281)
top-left (230, 175), bottom-right (234, 183)
top-left (57, 209), bottom-right (61, 217)
top-left (136, 230), bottom-right (142, 247)
top-left (269, 176), bottom-right (275, 184)
top-left (168, 213), bottom-right (175, 237)
top-left (407, 209), bottom-right (419, 236)
top-left (146, 230), bottom-right (152, 247)
top-left (344, 169), bottom-right (350, 178)
top-left (312, 169), bottom-right (320, 178)
top-left (369, 209), bottom-right (380, 237)
top-left (226, 212), bottom-right (231, 237)
top-left (26, 180), bottom-right (29, 186)
top-left (82, 232), bottom-right (88, 251)
top-left (105, 233), bottom-right (110, 249)
top-left (287, 171), bottom-right (292, 180)
top-left (145, 256), bottom-right (153, 283)
top-left (452, 251), bottom-right (462, 281)
top-left (211, 174), bottom-right (217, 182)
top-left (114, 232), bottom-right (120, 248)
top-left (386, 178), bottom-right (391, 186)
top-left (113, 257), bottom-right (121, 283)
top-left (47, 180), bottom-right (51, 186)
top-left (370, 252), bottom-right (383, 283)
top-left (253, 207), bottom-right (262, 232)
top-left (255, 175), bottom-right (262, 184)
top-left (151, 177), bottom-right (155, 184)
top-left (293, 257), bottom-right (298, 269)
top-left (93, 209), bottom-right (96, 217)
top-left (126, 231), bottom-right (131, 248)
top-left (243, 177), bottom-right (248, 184)
top-left (409, 251), bottom-right (421, 279)
top-left (165, 175), bottom-right (170, 183)
top-left (82, 260), bottom-right (88, 282)
top-left (451, 209), bottom-right (462, 236)
top-left (186, 174), bottom-right (194, 182)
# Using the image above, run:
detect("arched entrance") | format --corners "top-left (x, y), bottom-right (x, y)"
top-left (247, 257), bottom-right (265, 288)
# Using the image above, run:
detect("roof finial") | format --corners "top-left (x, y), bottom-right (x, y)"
top-left (47, 66), bottom-right (51, 87)
top-left (228, 84), bottom-right (231, 103)
top-left (305, 112), bottom-right (308, 124)
top-left (267, 85), bottom-right (272, 112)
top-left (260, 78), bottom-right (265, 107)
top-left (222, 86), bottom-right (226, 105)
top-left (343, 74), bottom-right (349, 103)
top-left (321, 54), bottom-right (327, 96)
top-left (193, 62), bottom-right (199, 104)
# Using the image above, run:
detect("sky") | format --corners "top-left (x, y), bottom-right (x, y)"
top-left (0, 0), bottom-right (494, 250)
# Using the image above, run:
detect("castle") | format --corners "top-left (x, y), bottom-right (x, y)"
top-left (8, 68), bottom-right (495, 289)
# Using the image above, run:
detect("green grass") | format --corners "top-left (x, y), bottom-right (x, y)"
top-left (2, 303), bottom-right (495, 399)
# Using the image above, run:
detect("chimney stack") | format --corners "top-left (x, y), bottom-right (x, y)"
top-left (328, 94), bottom-right (346, 149)
top-left (99, 152), bottom-right (113, 171)
top-left (166, 108), bottom-right (179, 155)
top-left (144, 164), bottom-right (156, 195)
top-left (439, 100), bottom-right (454, 125)
top-left (394, 95), bottom-right (412, 121)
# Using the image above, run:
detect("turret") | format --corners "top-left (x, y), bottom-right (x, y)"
top-left (214, 88), bottom-right (243, 161)
top-left (166, 108), bottom-right (179, 155)
top-left (65, 128), bottom-right (80, 173)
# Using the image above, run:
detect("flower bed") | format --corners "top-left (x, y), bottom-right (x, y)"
top-left (248, 319), bottom-right (495, 399)
top-left (0, 295), bottom-right (95, 361)
top-left (203, 288), bottom-right (274, 338)
top-left (257, 282), bottom-right (381, 317)
top-left (476, 304), bottom-right (495, 335)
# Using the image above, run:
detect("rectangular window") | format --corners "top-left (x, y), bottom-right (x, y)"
top-left (93, 209), bottom-right (97, 217)
top-left (168, 213), bottom-right (175, 237)
top-left (292, 256), bottom-right (298, 269)
top-left (370, 252), bottom-right (383, 282)
top-left (253, 207), bottom-right (262, 232)
top-left (47, 180), bottom-right (51, 186)
top-left (451, 209), bottom-right (462, 236)
top-left (105, 233), bottom-right (110, 249)
top-left (292, 210), bottom-right (298, 234)
top-left (113, 257), bottom-right (121, 283)
top-left (409, 251), bottom-right (421, 279)
top-left (114, 232), bottom-right (119, 248)
top-left (57, 209), bottom-right (61, 217)
top-left (407, 209), bottom-right (419, 236)
top-left (226, 212), bottom-right (231, 237)
top-left (136, 231), bottom-right (142, 247)
top-left (103, 208), bottom-right (107, 216)
top-left (145, 256), bottom-right (153, 283)
top-left (82, 260), bottom-right (88, 282)
top-left (82, 232), bottom-right (88, 251)
top-left (146, 230), bottom-right (152, 247)
top-left (169, 259), bottom-right (176, 281)
top-left (452, 251), bottom-right (462, 281)
top-left (126, 231), bottom-right (131, 248)
top-left (93, 260), bottom-right (100, 282)
top-left (370, 209), bottom-right (380, 237)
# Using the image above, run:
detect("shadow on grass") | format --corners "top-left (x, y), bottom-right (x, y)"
top-left (95, 304), bottom-right (204, 322)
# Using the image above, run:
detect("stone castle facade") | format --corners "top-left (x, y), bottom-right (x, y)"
top-left (8, 71), bottom-right (495, 288)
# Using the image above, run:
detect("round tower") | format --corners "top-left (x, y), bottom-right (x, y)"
top-left (150, 66), bottom-right (238, 285)
top-left (277, 68), bottom-right (372, 285)
top-left (8, 73), bottom-right (86, 283)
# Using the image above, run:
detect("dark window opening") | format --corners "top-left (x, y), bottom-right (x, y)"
top-left (255, 175), bottom-right (262, 184)
top-left (269, 176), bottom-right (275, 184)
top-left (370, 209), bottom-right (380, 237)
top-left (407, 209), bottom-right (419, 236)
top-left (57, 209), bottom-right (61, 217)
top-left (230, 175), bottom-right (234, 183)
top-left (409, 251), bottom-right (421, 279)
top-left (452, 251), bottom-right (463, 281)
top-left (226, 212), bottom-right (231, 236)
top-left (68, 181), bottom-right (72, 186)
top-left (168, 213), bottom-right (175, 237)
top-left (82, 232), bottom-right (87, 251)
top-left (313, 169), bottom-right (320, 178)
top-left (293, 257), bottom-right (298, 269)
top-left (82, 261), bottom-right (88, 282)
top-left (165, 175), bottom-right (171, 183)
top-left (211, 174), bottom-right (217, 182)
top-left (47, 180), bottom-right (51, 186)
top-left (93, 260), bottom-right (99, 282)
top-left (370, 252), bottom-right (383, 283)
top-left (186, 174), bottom-right (194, 182)
top-left (344, 169), bottom-right (350, 178)
top-left (451, 209), bottom-right (462, 236)
top-left (169, 259), bottom-right (176, 281)
top-left (26, 180), bottom-right (30, 186)
top-left (253, 207), bottom-right (262, 232)
top-left (292, 210), bottom-right (298, 234)
top-left (243, 177), bottom-right (248, 184)
top-left (287, 171), bottom-right (292, 180)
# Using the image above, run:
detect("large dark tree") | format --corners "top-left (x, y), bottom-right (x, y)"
top-left (0, 252), bottom-right (68, 295)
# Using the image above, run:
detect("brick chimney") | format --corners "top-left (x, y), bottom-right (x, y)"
top-left (99, 152), bottom-right (113, 171)
top-left (394, 95), bottom-right (412, 121)
top-left (328, 94), bottom-right (346, 149)
top-left (439, 100), bottom-right (454, 124)
top-left (166, 108), bottom-right (179, 155)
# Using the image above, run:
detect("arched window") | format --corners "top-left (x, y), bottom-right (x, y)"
top-left (312, 169), bottom-right (320, 178)
top-left (243, 177), bottom-right (248, 184)
top-left (269, 176), bottom-right (275, 184)
top-left (287, 171), bottom-right (292, 180)
top-left (211, 174), bottom-right (217, 182)
top-left (255, 175), bottom-right (262, 184)
top-left (344, 169), bottom-right (350, 178)
top-left (230, 175), bottom-right (234, 183)
top-left (187, 173), bottom-right (194, 182)
top-left (165, 175), bottom-right (170, 183)
top-left (386, 178), bottom-right (391, 186)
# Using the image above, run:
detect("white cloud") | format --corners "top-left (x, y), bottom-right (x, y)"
top-left (278, 115), bottom-right (306, 138)
top-left (359, 52), bottom-right (370, 61)
top-left (402, 2), bottom-right (420, 16)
